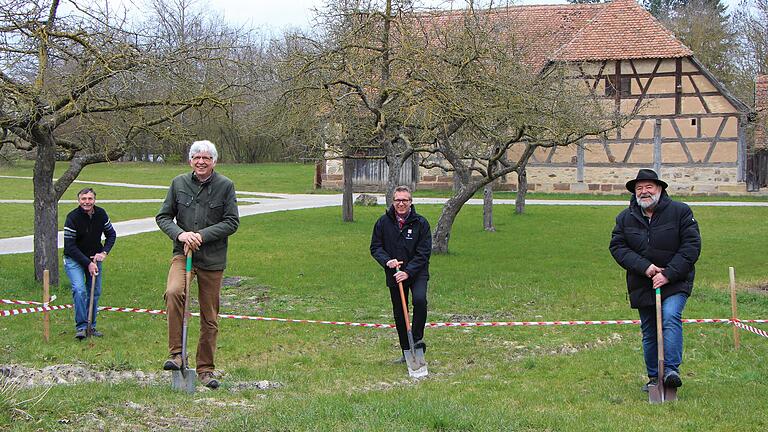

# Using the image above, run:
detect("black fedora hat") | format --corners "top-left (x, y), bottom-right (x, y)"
top-left (625, 169), bottom-right (668, 192)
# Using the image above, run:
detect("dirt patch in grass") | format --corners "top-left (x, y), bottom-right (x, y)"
top-left (0, 363), bottom-right (281, 392)
top-left (187, 276), bottom-right (271, 315)
top-left (745, 281), bottom-right (768, 295)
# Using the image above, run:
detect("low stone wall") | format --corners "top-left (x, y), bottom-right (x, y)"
top-left (323, 160), bottom-right (767, 196)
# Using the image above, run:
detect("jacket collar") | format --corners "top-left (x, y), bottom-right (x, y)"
top-left (192, 170), bottom-right (217, 185)
top-left (386, 203), bottom-right (418, 223)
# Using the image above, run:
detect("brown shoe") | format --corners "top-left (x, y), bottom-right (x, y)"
top-left (163, 353), bottom-right (182, 371)
top-left (198, 371), bottom-right (220, 389)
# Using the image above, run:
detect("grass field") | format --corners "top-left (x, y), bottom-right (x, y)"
top-left (1, 162), bottom-right (767, 431)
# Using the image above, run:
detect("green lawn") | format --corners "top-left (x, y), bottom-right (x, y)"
top-left (0, 160), bottom-right (319, 194)
top-left (1, 187), bottom-right (767, 431)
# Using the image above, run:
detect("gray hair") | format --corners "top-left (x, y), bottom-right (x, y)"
top-left (188, 140), bottom-right (218, 163)
top-left (393, 185), bottom-right (411, 195)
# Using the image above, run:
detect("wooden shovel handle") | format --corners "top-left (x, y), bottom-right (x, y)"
top-left (396, 266), bottom-right (412, 331)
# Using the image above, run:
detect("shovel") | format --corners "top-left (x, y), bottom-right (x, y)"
top-left (396, 266), bottom-right (428, 378)
top-left (172, 251), bottom-right (197, 393)
top-left (649, 287), bottom-right (677, 403)
top-left (86, 257), bottom-right (97, 339)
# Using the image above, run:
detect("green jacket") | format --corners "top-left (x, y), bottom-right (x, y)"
top-left (156, 171), bottom-right (239, 270)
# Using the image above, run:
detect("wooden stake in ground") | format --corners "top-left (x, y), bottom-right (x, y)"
top-left (43, 269), bottom-right (50, 342)
top-left (729, 266), bottom-right (740, 350)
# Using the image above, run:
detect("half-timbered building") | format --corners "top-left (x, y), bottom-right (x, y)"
top-left (323, 0), bottom-right (757, 195)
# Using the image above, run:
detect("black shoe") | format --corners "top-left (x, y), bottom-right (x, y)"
top-left (641, 377), bottom-right (658, 392)
top-left (75, 329), bottom-right (86, 340)
top-left (90, 329), bottom-right (103, 337)
top-left (413, 339), bottom-right (427, 353)
top-left (664, 371), bottom-right (682, 388)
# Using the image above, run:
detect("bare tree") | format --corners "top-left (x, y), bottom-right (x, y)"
top-left (276, 0), bottom-right (444, 214)
top-left (0, 0), bottom-right (236, 283)
top-left (404, 6), bottom-right (622, 253)
top-left (733, 0), bottom-right (768, 76)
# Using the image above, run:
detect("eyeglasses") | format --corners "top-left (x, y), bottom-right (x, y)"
top-left (393, 199), bottom-right (411, 203)
top-left (192, 155), bottom-right (213, 161)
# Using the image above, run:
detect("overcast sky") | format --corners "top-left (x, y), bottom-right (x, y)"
top-left (208, 0), bottom-right (743, 32)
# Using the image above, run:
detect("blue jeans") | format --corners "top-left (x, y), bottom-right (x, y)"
top-left (64, 257), bottom-right (102, 331)
top-left (638, 292), bottom-right (688, 378)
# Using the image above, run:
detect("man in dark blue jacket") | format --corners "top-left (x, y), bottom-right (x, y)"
top-left (371, 185), bottom-right (432, 362)
top-left (610, 169), bottom-right (701, 392)
top-left (63, 187), bottom-right (116, 340)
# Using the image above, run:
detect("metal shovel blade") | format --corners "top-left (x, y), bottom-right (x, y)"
top-left (664, 386), bottom-right (678, 402)
top-left (648, 382), bottom-right (664, 403)
top-left (404, 347), bottom-right (428, 378)
top-left (171, 368), bottom-right (197, 393)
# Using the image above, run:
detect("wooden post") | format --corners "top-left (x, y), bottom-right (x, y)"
top-left (43, 269), bottom-right (50, 342)
top-left (729, 266), bottom-right (740, 350)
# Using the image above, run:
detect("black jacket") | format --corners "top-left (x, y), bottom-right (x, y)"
top-left (63, 205), bottom-right (117, 269)
top-left (370, 205), bottom-right (432, 287)
top-left (609, 191), bottom-right (701, 308)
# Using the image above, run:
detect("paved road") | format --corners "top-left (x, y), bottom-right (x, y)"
top-left (1, 177), bottom-right (766, 255)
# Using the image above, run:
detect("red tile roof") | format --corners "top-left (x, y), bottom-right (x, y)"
top-left (425, 0), bottom-right (693, 70)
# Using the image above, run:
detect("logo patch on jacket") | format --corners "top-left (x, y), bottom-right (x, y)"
top-left (406, 228), bottom-right (413, 240)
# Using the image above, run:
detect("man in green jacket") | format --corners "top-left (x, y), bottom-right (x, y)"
top-left (156, 140), bottom-right (239, 389)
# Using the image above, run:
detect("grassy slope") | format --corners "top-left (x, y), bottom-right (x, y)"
top-left (0, 161), bottom-right (767, 430)
top-left (1, 203), bottom-right (766, 431)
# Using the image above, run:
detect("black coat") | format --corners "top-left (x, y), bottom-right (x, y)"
top-left (609, 192), bottom-right (701, 308)
top-left (370, 204), bottom-right (432, 287)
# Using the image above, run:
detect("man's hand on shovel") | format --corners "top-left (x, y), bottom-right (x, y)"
top-left (179, 231), bottom-right (202, 252)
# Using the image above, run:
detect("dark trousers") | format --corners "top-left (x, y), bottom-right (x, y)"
top-left (388, 275), bottom-right (428, 350)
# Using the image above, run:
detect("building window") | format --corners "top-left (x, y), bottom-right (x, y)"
top-left (605, 76), bottom-right (631, 97)
top-left (691, 118), bottom-right (697, 126)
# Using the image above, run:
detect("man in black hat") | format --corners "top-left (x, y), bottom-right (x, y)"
top-left (609, 169), bottom-right (701, 392)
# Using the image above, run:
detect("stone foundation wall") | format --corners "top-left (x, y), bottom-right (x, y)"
top-left (323, 159), bottom-right (767, 195)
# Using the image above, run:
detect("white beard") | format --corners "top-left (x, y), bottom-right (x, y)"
top-left (637, 192), bottom-right (661, 210)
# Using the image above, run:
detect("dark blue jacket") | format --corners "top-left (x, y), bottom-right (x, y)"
top-left (63, 205), bottom-right (117, 269)
top-left (370, 205), bottom-right (432, 287)
top-left (609, 191), bottom-right (701, 308)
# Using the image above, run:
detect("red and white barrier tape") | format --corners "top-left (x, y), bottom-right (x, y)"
top-left (2, 299), bottom-right (767, 334)
top-left (2, 298), bottom-right (44, 305)
top-left (0, 304), bottom-right (73, 317)
top-left (733, 321), bottom-right (768, 339)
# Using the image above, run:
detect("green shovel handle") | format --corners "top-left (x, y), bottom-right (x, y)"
top-left (186, 252), bottom-right (192, 272)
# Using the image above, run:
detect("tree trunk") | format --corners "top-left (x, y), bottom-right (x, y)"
top-left (33, 137), bottom-right (59, 285)
top-left (342, 157), bottom-right (354, 222)
top-left (483, 182), bottom-right (495, 231)
top-left (515, 168), bottom-right (527, 215)
top-left (384, 155), bottom-right (404, 208)
top-left (314, 160), bottom-right (323, 189)
top-left (432, 186), bottom-right (476, 254)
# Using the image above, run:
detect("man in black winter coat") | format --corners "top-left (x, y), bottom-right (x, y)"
top-left (610, 169), bottom-right (701, 392)
top-left (370, 185), bottom-right (432, 362)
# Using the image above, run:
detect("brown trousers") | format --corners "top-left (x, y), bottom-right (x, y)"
top-left (164, 254), bottom-right (223, 373)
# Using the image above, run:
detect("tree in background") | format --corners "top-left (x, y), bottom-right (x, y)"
top-left (0, 0), bottom-right (238, 283)
top-left (642, 0), bottom-right (688, 19)
top-left (409, 7), bottom-right (621, 253)
top-left (733, 0), bottom-right (768, 77)
top-left (663, 0), bottom-right (739, 87)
